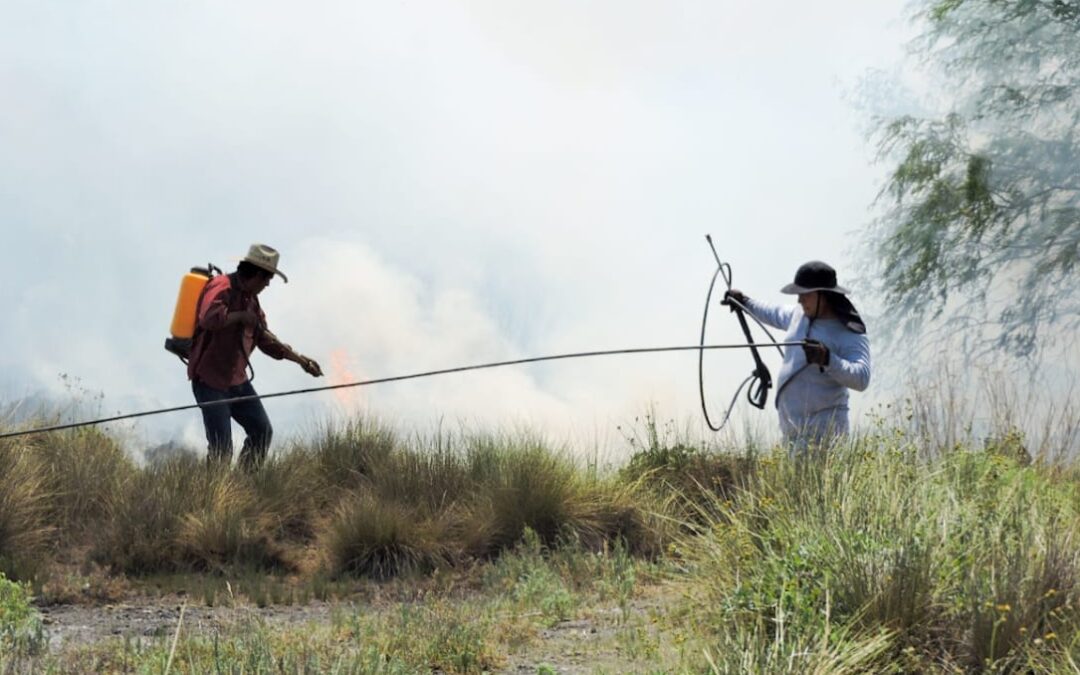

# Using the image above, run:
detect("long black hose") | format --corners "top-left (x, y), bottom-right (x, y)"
top-left (0, 341), bottom-right (804, 441)
top-left (698, 235), bottom-right (786, 431)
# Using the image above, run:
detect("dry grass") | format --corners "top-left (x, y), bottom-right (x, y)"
top-left (5, 398), bottom-right (1080, 671)
top-left (0, 440), bottom-right (52, 579)
top-left (49, 420), bottom-right (663, 582)
top-left (28, 427), bottom-right (134, 532)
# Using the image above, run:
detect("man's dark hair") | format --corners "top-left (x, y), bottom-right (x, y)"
top-left (237, 261), bottom-right (274, 281)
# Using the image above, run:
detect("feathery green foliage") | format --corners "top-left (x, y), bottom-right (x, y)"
top-left (868, 0), bottom-right (1080, 358)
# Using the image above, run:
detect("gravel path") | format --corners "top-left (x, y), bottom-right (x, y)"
top-left (40, 599), bottom-right (337, 653)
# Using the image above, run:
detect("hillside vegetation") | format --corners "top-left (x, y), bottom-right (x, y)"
top-left (1, 409), bottom-right (1080, 672)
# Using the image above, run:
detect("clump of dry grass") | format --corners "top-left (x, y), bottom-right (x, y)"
top-left (469, 436), bottom-right (655, 554)
top-left (5, 413), bottom-right (667, 582)
top-left (92, 456), bottom-right (288, 574)
top-left (309, 417), bottom-right (398, 493)
top-left (0, 440), bottom-right (51, 579)
top-left (249, 448), bottom-right (325, 543)
top-left (323, 491), bottom-right (459, 579)
top-left (176, 473), bottom-right (289, 572)
top-left (319, 430), bottom-right (665, 578)
top-left (28, 428), bottom-right (135, 534)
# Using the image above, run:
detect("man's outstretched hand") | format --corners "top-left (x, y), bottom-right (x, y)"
top-left (297, 355), bottom-right (323, 377)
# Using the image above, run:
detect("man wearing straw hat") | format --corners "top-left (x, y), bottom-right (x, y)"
top-left (187, 243), bottom-right (323, 470)
top-left (725, 261), bottom-right (871, 452)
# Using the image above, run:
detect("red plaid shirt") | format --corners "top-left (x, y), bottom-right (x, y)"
top-left (187, 274), bottom-right (289, 390)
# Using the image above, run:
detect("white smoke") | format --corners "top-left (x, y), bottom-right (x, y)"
top-left (0, 1), bottom-right (910, 458)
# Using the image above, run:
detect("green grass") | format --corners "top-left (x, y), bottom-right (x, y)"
top-left (676, 438), bottom-right (1080, 672)
top-left (5, 405), bottom-right (1080, 671)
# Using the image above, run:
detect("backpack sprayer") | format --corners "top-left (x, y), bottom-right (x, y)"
top-left (0, 239), bottom-right (800, 440)
top-left (164, 264), bottom-right (223, 363)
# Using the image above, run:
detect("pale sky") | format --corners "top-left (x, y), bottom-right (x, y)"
top-left (0, 1), bottom-right (913, 456)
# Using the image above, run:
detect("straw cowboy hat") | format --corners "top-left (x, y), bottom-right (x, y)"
top-left (240, 243), bottom-right (288, 283)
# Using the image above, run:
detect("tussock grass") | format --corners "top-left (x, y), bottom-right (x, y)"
top-left (248, 449), bottom-right (324, 542)
top-left (320, 429), bottom-right (659, 577)
top-left (309, 417), bottom-right (398, 492)
top-left (28, 428), bottom-right (135, 532)
top-left (324, 491), bottom-right (459, 578)
top-left (0, 440), bottom-right (51, 579)
top-left (93, 456), bottom-right (289, 574)
top-left (473, 436), bottom-right (620, 550)
top-left (69, 419), bottom-right (658, 580)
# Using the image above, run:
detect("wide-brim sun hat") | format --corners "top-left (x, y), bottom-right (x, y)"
top-left (240, 243), bottom-right (288, 283)
top-left (779, 260), bottom-right (848, 295)
top-left (781, 260), bottom-right (866, 334)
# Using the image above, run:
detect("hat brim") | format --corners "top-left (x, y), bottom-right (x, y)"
top-left (780, 283), bottom-right (849, 295)
top-left (241, 257), bottom-right (289, 283)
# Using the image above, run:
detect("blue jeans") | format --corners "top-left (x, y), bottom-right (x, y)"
top-left (192, 380), bottom-right (272, 470)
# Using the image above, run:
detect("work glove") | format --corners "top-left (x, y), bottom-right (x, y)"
top-left (722, 289), bottom-right (747, 307)
top-left (802, 339), bottom-right (830, 367)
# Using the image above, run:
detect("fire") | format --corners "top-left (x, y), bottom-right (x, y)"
top-left (328, 348), bottom-right (365, 409)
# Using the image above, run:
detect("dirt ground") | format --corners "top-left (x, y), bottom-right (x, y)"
top-left (39, 599), bottom-right (335, 653)
top-left (38, 592), bottom-right (672, 674)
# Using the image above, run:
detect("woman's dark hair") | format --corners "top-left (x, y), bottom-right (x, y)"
top-left (822, 291), bottom-right (867, 335)
top-left (237, 261), bottom-right (274, 281)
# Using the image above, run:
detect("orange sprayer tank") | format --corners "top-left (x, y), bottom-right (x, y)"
top-left (164, 266), bottom-right (219, 362)
top-left (170, 267), bottom-right (212, 339)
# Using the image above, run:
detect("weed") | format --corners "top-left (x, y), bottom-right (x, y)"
top-left (0, 572), bottom-right (45, 657)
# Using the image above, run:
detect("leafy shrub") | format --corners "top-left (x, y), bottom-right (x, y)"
top-left (0, 572), bottom-right (45, 656)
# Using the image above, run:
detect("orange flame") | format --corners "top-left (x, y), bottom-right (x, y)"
top-left (328, 348), bottom-right (364, 409)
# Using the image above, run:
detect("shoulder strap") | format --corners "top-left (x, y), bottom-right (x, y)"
top-left (192, 271), bottom-right (226, 340)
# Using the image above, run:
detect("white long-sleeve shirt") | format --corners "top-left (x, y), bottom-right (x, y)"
top-left (743, 297), bottom-right (871, 444)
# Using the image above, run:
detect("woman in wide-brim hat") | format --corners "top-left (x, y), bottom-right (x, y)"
top-left (725, 260), bottom-right (871, 452)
